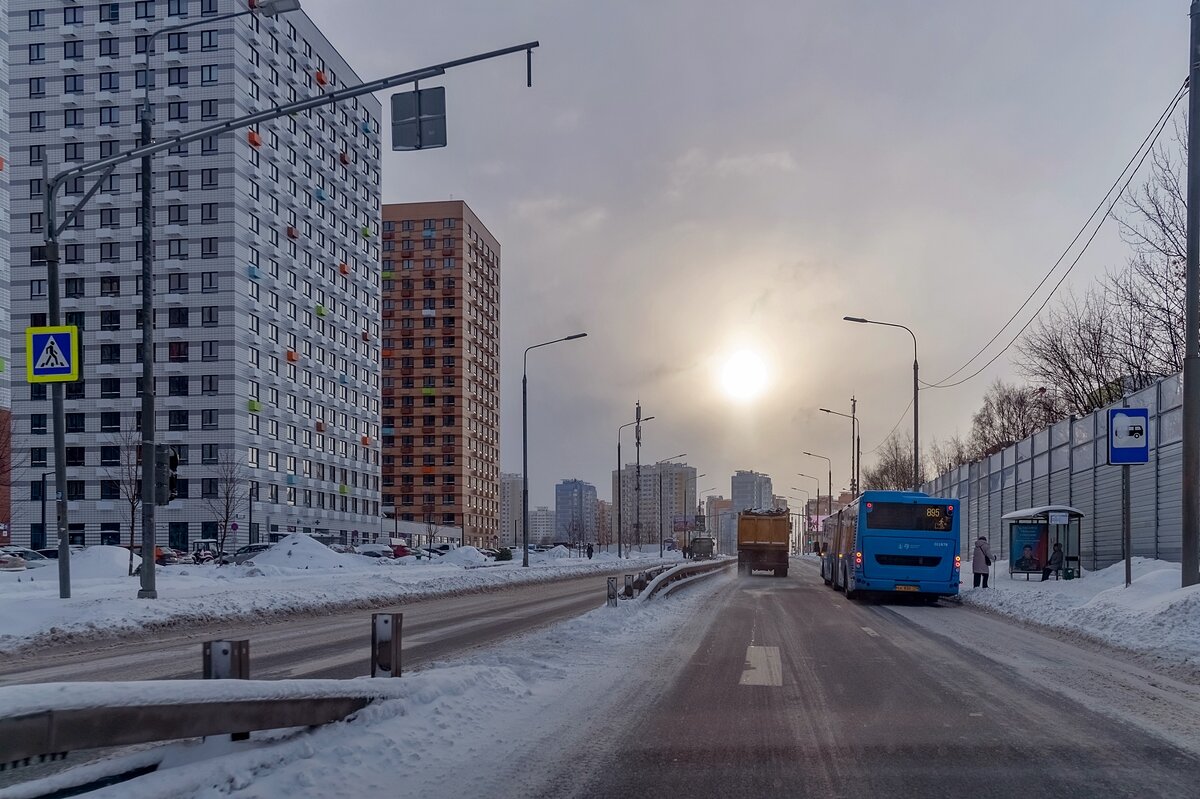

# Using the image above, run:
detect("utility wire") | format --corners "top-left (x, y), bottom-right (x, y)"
top-left (925, 83), bottom-right (1187, 390)
top-left (865, 396), bottom-right (914, 454)
top-left (921, 79), bottom-right (1189, 389)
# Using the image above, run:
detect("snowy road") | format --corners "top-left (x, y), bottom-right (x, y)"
top-left (553, 560), bottom-right (1200, 798)
top-left (0, 573), bottom-right (612, 685)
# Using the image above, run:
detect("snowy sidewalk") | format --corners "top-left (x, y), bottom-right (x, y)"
top-left (0, 538), bottom-right (681, 656)
top-left (960, 557), bottom-right (1200, 669)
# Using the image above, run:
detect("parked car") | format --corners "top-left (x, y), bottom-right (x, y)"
top-left (355, 543), bottom-right (395, 559)
top-left (0, 552), bottom-right (27, 571)
top-left (35, 546), bottom-right (84, 560)
top-left (226, 543), bottom-right (272, 565)
top-left (156, 548), bottom-right (189, 566)
top-left (1, 546), bottom-right (51, 568)
top-left (328, 543), bottom-right (353, 554)
top-left (391, 544), bottom-right (413, 558)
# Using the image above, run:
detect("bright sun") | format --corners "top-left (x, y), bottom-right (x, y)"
top-left (720, 349), bottom-right (769, 402)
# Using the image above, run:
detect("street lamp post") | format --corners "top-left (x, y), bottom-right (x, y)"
top-left (616, 414), bottom-right (655, 560)
top-left (803, 453), bottom-right (832, 517)
top-left (655, 454), bottom-right (686, 558)
top-left (844, 316), bottom-right (919, 491)
top-left (134, 1), bottom-right (304, 600)
top-left (795, 475), bottom-right (820, 528)
top-left (522, 333), bottom-right (587, 567)
top-left (820, 403), bottom-right (859, 497)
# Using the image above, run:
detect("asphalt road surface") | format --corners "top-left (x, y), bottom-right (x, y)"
top-left (559, 560), bottom-right (1200, 799)
top-left (0, 573), bottom-right (615, 685)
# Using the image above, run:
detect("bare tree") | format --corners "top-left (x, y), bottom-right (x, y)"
top-left (862, 432), bottom-right (925, 491)
top-left (0, 411), bottom-right (28, 541)
top-left (926, 434), bottom-right (977, 476)
top-left (968, 379), bottom-right (1065, 456)
top-left (202, 449), bottom-right (249, 557)
top-left (105, 421), bottom-right (142, 576)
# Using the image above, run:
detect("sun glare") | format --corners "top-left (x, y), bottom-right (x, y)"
top-left (720, 349), bottom-right (768, 402)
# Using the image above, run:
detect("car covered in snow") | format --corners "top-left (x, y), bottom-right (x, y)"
top-left (224, 543), bottom-right (273, 565)
top-left (354, 543), bottom-right (395, 559)
top-left (1, 546), bottom-right (51, 568)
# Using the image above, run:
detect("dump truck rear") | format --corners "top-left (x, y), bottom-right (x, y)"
top-left (737, 510), bottom-right (790, 577)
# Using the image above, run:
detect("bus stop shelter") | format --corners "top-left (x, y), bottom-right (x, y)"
top-left (1000, 506), bottom-right (1084, 580)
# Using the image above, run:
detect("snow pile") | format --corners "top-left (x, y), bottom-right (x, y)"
top-left (0, 552), bottom-right (679, 655)
top-left (439, 546), bottom-right (488, 567)
top-left (540, 545), bottom-right (570, 559)
top-left (69, 546), bottom-right (142, 580)
top-left (249, 534), bottom-right (370, 571)
top-left (12, 573), bottom-right (729, 799)
top-left (962, 557), bottom-right (1200, 667)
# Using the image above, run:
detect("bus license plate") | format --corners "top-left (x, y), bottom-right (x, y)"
top-left (895, 585), bottom-right (919, 592)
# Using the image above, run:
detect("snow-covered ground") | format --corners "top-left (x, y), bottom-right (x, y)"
top-left (3, 570), bottom-right (727, 799)
top-left (0, 537), bottom-right (681, 655)
top-left (961, 557), bottom-right (1200, 668)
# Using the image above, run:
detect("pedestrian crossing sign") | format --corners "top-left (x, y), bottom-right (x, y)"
top-left (26, 326), bottom-right (79, 383)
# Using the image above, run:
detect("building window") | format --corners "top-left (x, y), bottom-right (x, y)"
top-left (201, 64), bottom-right (218, 85)
top-left (67, 482), bottom-right (86, 502)
top-left (100, 72), bottom-right (120, 91)
top-left (201, 30), bottom-right (218, 50)
top-left (201, 375), bottom-right (219, 394)
top-left (100, 3), bottom-right (120, 22)
top-left (167, 32), bottom-right (188, 52)
top-left (28, 43), bottom-right (45, 64)
top-left (202, 444), bottom-right (219, 464)
top-left (100, 107), bottom-right (120, 125)
top-left (101, 481), bottom-right (121, 500)
top-left (201, 409), bottom-right (218, 430)
top-left (169, 410), bottom-right (189, 431)
top-left (28, 9), bottom-right (44, 29)
top-left (100, 37), bottom-right (120, 57)
top-left (201, 307), bottom-right (219, 326)
top-left (101, 379), bottom-right (121, 399)
top-left (168, 376), bottom-right (189, 396)
top-left (100, 412), bottom-right (121, 432)
top-left (64, 41), bottom-right (84, 60)
top-left (29, 111), bottom-right (46, 131)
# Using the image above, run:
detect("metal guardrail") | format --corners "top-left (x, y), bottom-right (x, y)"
top-left (638, 557), bottom-right (735, 601)
top-left (1, 696), bottom-right (374, 765)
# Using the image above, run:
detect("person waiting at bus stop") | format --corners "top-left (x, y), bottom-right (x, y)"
top-left (971, 536), bottom-right (992, 588)
top-left (1041, 542), bottom-right (1064, 581)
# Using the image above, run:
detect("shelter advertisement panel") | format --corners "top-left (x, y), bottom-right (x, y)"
top-left (1010, 523), bottom-right (1047, 572)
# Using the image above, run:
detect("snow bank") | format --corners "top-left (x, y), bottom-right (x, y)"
top-left (66, 546), bottom-right (141, 580)
top-left (249, 534), bottom-right (371, 571)
top-left (14, 572), bottom-right (729, 799)
top-left (440, 546), bottom-right (487, 566)
top-left (961, 557), bottom-right (1200, 668)
top-left (0, 551), bottom-right (678, 655)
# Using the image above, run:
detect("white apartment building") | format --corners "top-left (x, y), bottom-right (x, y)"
top-left (8, 1), bottom-right (382, 550)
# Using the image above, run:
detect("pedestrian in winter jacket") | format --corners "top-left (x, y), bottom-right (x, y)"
top-left (972, 536), bottom-right (992, 588)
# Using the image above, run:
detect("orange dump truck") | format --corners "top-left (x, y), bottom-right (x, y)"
top-left (737, 510), bottom-right (790, 577)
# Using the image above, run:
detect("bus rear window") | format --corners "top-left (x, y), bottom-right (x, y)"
top-left (866, 502), bottom-right (953, 532)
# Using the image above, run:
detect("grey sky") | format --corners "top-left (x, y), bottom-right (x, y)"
top-left (307, 1), bottom-right (1185, 506)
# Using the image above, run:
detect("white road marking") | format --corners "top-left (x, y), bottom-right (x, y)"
top-left (861, 627), bottom-right (879, 638)
top-left (739, 646), bottom-right (783, 686)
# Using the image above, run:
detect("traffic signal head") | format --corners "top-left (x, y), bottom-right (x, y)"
top-left (155, 444), bottom-right (178, 506)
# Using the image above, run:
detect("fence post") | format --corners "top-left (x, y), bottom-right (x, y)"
top-left (202, 640), bottom-right (250, 741)
top-left (607, 576), bottom-right (618, 607)
top-left (624, 574), bottom-right (634, 597)
top-left (371, 613), bottom-right (403, 677)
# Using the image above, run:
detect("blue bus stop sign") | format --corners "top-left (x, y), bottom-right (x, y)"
top-left (1108, 408), bottom-right (1149, 465)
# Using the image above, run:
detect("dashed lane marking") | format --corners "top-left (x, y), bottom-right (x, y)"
top-left (739, 646), bottom-right (783, 686)
top-left (861, 627), bottom-right (879, 637)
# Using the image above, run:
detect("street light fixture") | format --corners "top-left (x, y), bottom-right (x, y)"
top-left (844, 316), bottom-right (920, 491)
top-left (794, 474), bottom-right (820, 524)
top-left (802, 451), bottom-right (833, 518)
top-left (655, 454), bottom-right (687, 558)
top-left (522, 333), bottom-right (588, 567)
top-left (820, 400), bottom-right (859, 497)
top-left (617, 414), bottom-right (655, 558)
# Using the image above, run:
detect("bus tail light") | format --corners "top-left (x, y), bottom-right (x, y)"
top-left (854, 551), bottom-right (863, 568)
top-left (954, 555), bottom-right (961, 570)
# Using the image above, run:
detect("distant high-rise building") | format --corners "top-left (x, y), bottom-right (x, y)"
top-left (555, 479), bottom-right (597, 543)
top-left (379, 200), bottom-right (499, 547)
top-left (498, 472), bottom-right (523, 548)
top-left (529, 505), bottom-right (553, 545)
top-left (595, 499), bottom-right (612, 547)
top-left (706, 495), bottom-right (734, 554)
top-left (730, 470), bottom-right (774, 512)
top-left (8, 3), bottom-right (382, 550)
top-left (613, 461), bottom-right (696, 547)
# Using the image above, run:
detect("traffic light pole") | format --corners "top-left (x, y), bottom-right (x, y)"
top-left (38, 39), bottom-right (539, 598)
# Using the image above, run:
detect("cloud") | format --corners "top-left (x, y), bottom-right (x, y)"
top-left (510, 195), bottom-right (609, 238)
top-left (666, 147), bottom-right (798, 198)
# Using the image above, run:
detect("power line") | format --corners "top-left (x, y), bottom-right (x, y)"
top-left (922, 79), bottom-right (1189, 389)
top-left (865, 396), bottom-right (914, 454)
top-left (925, 83), bottom-right (1187, 391)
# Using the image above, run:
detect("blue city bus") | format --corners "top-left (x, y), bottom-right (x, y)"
top-left (820, 490), bottom-right (960, 600)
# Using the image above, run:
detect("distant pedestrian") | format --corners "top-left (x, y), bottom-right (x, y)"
top-left (586, 543), bottom-right (594, 559)
top-left (1041, 542), bottom-right (1064, 581)
top-left (972, 536), bottom-right (992, 588)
